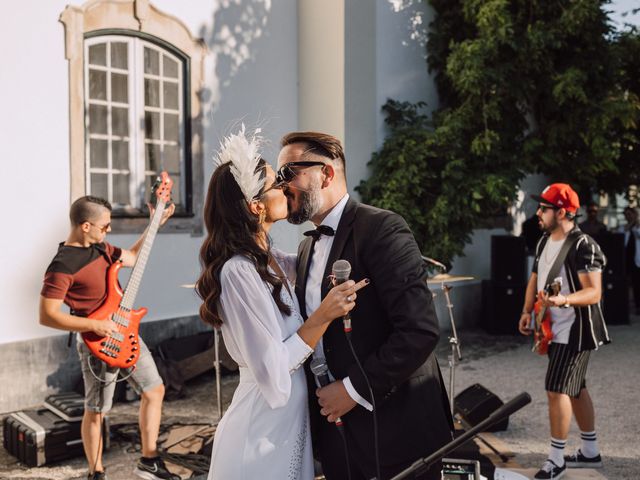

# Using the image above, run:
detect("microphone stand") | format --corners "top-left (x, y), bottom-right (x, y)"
top-left (388, 392), bottom-right (532, 480)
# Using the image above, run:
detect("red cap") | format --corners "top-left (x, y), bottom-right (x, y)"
top-left (530, 183), bottom-right (580, 214)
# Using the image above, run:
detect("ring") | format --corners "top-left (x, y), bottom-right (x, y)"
top-left (347, 295), bottom-right (353, 302)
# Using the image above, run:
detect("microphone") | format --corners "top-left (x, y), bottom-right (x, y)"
top-left (421, 255), bottom-right (446, 271)
top-left (331, 260), bottom-right (352, 334)
top-left (310, 357), bottom-right (344, 427)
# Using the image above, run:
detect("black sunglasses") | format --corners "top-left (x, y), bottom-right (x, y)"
top-left (275, 161), bottom-right (326, 184)
top-left (538, 204), bottom-right (560, 213)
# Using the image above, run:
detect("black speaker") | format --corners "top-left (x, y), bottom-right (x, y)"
top-left (594, 233), bottom-right (626, 279)
top-left (602, 276), bottom-right (630, 325)
top-left (491, 236), bottom-right (527, 284)
top-left (454, 383), bottom-right (508, 432)
top-left (481, 280), bottom-right (525, 335)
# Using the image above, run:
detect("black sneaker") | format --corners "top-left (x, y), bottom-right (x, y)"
top-left (564, 449), bottom-right (603, 468)
top-left (534, 459), bottom-right (566, 479)
top-left (88, 471), bottom-right (107, 480)
top-left (133, 457), bottom-right (180, 480)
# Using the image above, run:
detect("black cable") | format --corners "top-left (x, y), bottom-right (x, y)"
top-left (345, 331), bottom-right (382, 480)
top-left (90, 360), bottom-right (105, 477)
top-left (110, 421), bottom-right (216, 473)
top-left (338, 424), bottom-right (352, 480)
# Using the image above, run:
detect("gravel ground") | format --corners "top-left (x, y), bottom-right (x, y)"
top-left (2, 313), bottom-right (638, 479)
top-left (441, 314), bottom-right (640, 480)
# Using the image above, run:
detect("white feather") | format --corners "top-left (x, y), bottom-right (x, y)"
top-left (213, 124), bottom-right (264, 201)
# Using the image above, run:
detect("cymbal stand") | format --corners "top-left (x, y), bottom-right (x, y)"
top-left (437, 280), bottom-right (462, 416)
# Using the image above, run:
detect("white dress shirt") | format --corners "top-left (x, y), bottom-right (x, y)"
top-left (305, 194), bottom-right (373, 411)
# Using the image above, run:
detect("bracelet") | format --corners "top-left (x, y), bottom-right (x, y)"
top-left (521, 310), bottom-right (530, 315)
top-left (560, 295), bottom-right (571, 309)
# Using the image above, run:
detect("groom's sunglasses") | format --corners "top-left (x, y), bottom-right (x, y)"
top-left (275, 161), bottom-right (327, 185)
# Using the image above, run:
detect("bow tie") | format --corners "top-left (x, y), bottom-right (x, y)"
top-left (303, 225), bottom-right (335, 240)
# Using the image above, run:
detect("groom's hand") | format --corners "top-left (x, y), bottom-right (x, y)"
top-left (316, 380), bottom-right (357, 423)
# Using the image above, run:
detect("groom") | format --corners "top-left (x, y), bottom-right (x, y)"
top-left (277, 132), bottom-right (453, 480)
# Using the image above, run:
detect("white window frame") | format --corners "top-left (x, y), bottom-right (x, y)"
top-left (84, 36), bottom-right (186, 212)
top-left (60, 0), bottom-right (207, 235)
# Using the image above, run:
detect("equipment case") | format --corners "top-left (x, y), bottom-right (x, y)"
top-left (3, 393), bottom-right (109, 467)
top-left (44, 392), bottom-right (85, 422)
top-left (3, 408), bottom-right (83, 467)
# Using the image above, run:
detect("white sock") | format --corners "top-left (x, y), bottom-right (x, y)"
top-left (581, 430), bottom-right (599, 458)
top-left (549, 437), bottom-right (566, 466)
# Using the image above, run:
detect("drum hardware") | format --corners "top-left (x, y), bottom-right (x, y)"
top-left (181, 283), bottom-right (222, 420)
top-left (423, 257), bottom-right (475, 415)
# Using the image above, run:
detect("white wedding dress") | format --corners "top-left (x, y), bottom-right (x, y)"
top-left (208, 253), bottom-right (314, 480)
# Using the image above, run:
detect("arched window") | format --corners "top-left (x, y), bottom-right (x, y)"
top-left (60, 0), bottom-right (206, 234)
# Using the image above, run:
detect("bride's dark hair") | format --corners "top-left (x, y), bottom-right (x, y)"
top-left (196, 159), bottom-right (291, 327)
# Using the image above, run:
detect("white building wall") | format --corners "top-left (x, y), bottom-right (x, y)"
top-left (0, 0), bottom-right (300, 345)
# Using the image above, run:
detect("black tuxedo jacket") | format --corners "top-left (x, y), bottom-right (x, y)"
top-left (296, 198), bottom-right (453, 468)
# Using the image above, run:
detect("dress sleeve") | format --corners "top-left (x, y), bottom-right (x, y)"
top-left (219, 259), bottom-right (312, 409)
top-left (271, 247), bottom-right (297, 283)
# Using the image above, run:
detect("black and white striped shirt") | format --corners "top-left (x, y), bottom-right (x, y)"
top-left (532, 227), bottom-right (611, 351)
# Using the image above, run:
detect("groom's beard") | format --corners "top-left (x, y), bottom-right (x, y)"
top-left (287, 181), bottom-right (323, 225)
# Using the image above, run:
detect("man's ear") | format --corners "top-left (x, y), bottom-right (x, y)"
top-left (321, 164), bottom-right (335, 188)
top-left (80, 222), bottom-right (91, 234)
top-left (558, 208), bottom-right (570, 220)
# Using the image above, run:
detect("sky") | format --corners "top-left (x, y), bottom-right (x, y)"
top-left (608, 0), bottom-right (640, 30)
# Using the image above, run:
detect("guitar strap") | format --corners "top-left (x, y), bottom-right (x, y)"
top-left (544, 229), bottom-right (582, 290)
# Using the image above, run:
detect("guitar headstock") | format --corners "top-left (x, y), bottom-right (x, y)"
top-left (151, 172), bottom-right (173, 204)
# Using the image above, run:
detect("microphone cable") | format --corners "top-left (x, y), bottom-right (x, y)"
top-left (311, 357), bottom-right (352, 480)
top-left (344, 328), bottom-right (382, 480)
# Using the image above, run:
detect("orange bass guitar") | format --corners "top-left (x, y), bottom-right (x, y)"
top-left (531, 279), bottom-right (562, 355)
top-left (81, 172), bottom-right (173, 368)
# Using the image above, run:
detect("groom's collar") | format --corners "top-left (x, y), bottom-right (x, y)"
top-left (316, 193), bottom-right (349, 231)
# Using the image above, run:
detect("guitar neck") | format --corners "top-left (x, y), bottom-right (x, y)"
top-left (120, 202), bottom-right (166, 310)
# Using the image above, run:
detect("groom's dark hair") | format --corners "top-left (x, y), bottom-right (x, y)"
top-left (281, 131), bottom-right (346, 170)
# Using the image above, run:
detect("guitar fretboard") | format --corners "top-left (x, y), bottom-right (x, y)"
top-left (120, 202), bottom-right (166, 310)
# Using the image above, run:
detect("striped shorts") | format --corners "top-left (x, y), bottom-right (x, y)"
top-left (545, 342), bottom-right (590, 398)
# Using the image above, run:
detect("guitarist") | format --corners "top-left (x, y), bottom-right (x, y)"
top-left (518, 183), bottom-right (610, 480)
top-left (39, 195), bottom-right (178, 480)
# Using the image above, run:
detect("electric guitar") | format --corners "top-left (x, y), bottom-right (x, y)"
top-left (531, 278), bottom-right (562, 355)
top-left (82, 172), bottom-right (173, 368)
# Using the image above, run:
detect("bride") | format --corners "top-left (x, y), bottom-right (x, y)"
top-left (196, 127), bottom-right (367, 479)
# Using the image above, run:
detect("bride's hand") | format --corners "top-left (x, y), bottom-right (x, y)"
top-left (316, 278), bottom-right (369, 323)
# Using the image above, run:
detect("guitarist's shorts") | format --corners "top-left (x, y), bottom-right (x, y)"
top-left (77, 337), bottom-right (163, 412)
top-left (545, 342), bottom-right (591, 398)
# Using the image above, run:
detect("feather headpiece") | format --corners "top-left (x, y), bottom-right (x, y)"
top-left (214, 124), bottom-right (264, 202)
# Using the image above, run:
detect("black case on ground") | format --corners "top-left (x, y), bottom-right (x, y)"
top-left (44, 392), bottom-right (85, 422)
top-left (3, 398), bottom-right (109, 467)
top-left (3, 408), bottom-right (83, 467)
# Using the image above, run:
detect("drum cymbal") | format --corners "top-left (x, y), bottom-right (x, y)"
top-left (427, 273), bottom-right (474, 284)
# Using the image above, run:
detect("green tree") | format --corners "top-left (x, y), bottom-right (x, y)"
top-left (357, 0), bottom-right (640, 265)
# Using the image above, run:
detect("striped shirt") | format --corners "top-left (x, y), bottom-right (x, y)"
top-left (532, 227), bottom-right (611, 351)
